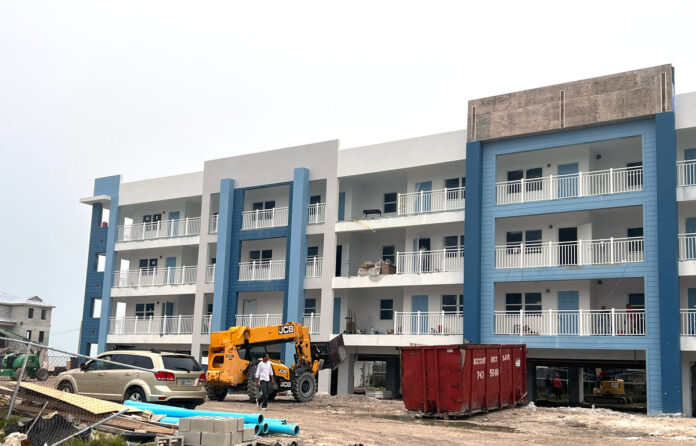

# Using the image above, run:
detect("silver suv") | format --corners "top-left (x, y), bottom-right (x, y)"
top-left (56, 350), bottom-right (206, 408)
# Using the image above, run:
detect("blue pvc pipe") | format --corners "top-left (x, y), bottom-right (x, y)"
top-left (261, 422), bottom-right (269, 434)
top-left (123, 400), bottom-right (264, 424)
top-left (159, 416), bottom-right (179, 425)
top-left (263, 418), bottom-right (287, 424)
top-left (266, 421), bottom-right (299, 436)
top-left (244, 424), bottom-right (261, 435)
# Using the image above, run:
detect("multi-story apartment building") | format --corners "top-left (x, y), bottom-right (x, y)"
top-left (0, 290), bottom-right (53, 346)
top-left (79, 65), bottom-right (696, 415)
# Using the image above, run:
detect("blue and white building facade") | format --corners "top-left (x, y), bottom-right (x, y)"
top-left (78, 65), bottom-right (696, 415)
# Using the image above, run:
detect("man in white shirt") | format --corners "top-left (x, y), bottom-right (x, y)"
top-left (255, 353), bottom-right (274, 410)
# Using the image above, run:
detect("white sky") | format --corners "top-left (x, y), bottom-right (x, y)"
top-left (1, 0), bottom-right (694, 351)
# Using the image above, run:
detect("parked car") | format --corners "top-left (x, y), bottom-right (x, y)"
top-left (56, 350), bottom-right (206, 408)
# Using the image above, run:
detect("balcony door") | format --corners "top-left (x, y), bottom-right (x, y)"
top-left (687, 218), bottom-right (696, 260)
top-left (416, 181), bottom-right (432, 213)
top-left (558, 227), bottom-right (577, 265)
top-left (243, 299), bottom-right (257, 315)
top-left (557, 291), bottom-right (578, 335)
top-left (412, 295), bottom-right (428, 334)
top-left (557, 163), bottom-right (578, 198)
top-left (168, 211), bottom-right (180, 236)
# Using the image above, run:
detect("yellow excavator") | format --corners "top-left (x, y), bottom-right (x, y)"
top-left (205, 322), bottom-right (345, 403)
top-left (586, 373), bottom-right (633, 404)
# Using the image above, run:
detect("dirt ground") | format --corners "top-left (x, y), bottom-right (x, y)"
top-left (199, 393), bottom-right (696, 445)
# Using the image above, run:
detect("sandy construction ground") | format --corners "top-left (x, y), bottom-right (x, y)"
top-left (199, 393), bottom-right (696, 445)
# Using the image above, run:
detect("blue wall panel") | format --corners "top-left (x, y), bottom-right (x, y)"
top-left (212, 178), bottom-right (235, 332)
top-left (463, 141), bottom-right (482, 343)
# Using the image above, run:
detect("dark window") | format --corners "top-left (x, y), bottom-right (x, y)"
top-left (525, 293), bottom-right (542, 312)
top-left (252, 202), bottom-right (263, 211)
top-left (38, 331), bottom-right (44, 343)
top-left (628, 293), bottom-right (645, 309)
top-left (444, 178), bottom-right (465, 199)
top-left (162, 355), bottom-right (202, 372)
top-left (525, 229), bottom-right (542, 253)
top-left (133, 355), bottom-right (154, 369)
top-left (507, 170), bottom-right (523, 194)
top-left (444, 235), bottom-right (464, 255)
top-left (384, 193), bottom-right (397, 214)
top-left (307, 246), bottom-right (319, 258)
top-left (382, 246), bottom-right (395, 264)
top-left (211, 257), bottom-right (216, 264)
top-left (135, 303), bottom-right (155, 318)
top-left (444, 178), bottom-right (460, 189)
top-left (304, 298), bottom-right (317, 314)
top-left (525, 167), bottom-right (543, 191)
top-left (261, 250), bottom-right (273, 261)
top-left (505, 293), bottom-right (522, 312)
top-left (41, 309), bottom-right (47, 320)
top-left (207, 304), bottom-right (213, 315)
top-left (110, 354), bottom-right (135, 369)
top-left (27, 308), bottom-right (34, 319)
top-left (380, 299), bottom-right (394, 320)
top-left (149, 258), bottom-right (158, 269)
top-left (442, 294), bottom-right (463, 313)
top-left (310, 195), bottom-right (321, 204)
top-left (627, 227), bottom-right (643, 238)
top-left (26, 330), bottom-right (32, 340)
top-left (506, 231), bottom-right (523, 254)
top-left (249, 250), bottom-right (260, 261)
top-left (627, 162), bottom-right (643, 187)
top-left (264, 201), bottom-right (276, 209)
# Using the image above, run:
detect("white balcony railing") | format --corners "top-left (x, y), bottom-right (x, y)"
top-left (201, 315), bottom-right (212, 334)
top-left (205, 265), bottom-right (216, 283)
top-left (396, 249), bottom-right (464, 274)
top-left (112, 266), bottom-right (198, 288)
top-left (494, 237), bottom-right (644, 269)
top-left (308, 203), bottom-right (326, 224)
top-left (681, 309), bottom-right (696, 335)
top-left (303, 313), bottom-right (320, 334)
top-left (209, 215), bottom-right (219, 233)
top-left (494, 309), bottom-right (646, 336)
top-left (305, 257), bottom-right (323, 278)
top-left (236, 313), bottom-right (284, 328)
top-left (677, 160), bottom-right (696, 186)
top-left (496, 166), bottom-right (643, 205)
top-left (393, 311), bottom-right (463, 335)
top-left (241, 207), bottom-right (289, 230)
top-left (397, 187), bottom-right (465, 216)
top-left (108, 315), bottom-right (194, 335)
top-left (117, 217), bottom-right (201, 242)
top-left (238, 260), bottom-right (286, 281)
top-left (678, 234), bottom-right (696, 261)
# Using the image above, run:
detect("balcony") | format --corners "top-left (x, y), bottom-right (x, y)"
top-left (238, 260), bottom-right (286, 281)
top-left (395, 249), bottom-right (464, 274)
top-left (397, 187), bottom-right (465, 216)
top-left (677, 160), bottom-right (696, 187)
top-left (108, 315), bottom-right (194, 335)
top-left (393, 311), bottom-right (463, 335)
top-left (209, 215), bottom-right (218, 233)
top-left (112, 266), bottom-right (197, 288)
top-left (494, 237), bottom-right (644, 269)
top-left (305, 257), bottom-right (323, 278)
top-left (241, 207), bottom-right (289, 230)
top-left (494, 308), bottom-right (646, 336)
top-left (234, 313), bottom-right (320, 334)
top-left (205, 265), bottom-right (216, 283)
top-left (308, 203), bottom-right (326, 224)
top-left (201, 315), bottom-right (212, 334)
top-left (117, 218), bottom-right (201, 242)
top-left (496, 167), bottom-right (643, 205)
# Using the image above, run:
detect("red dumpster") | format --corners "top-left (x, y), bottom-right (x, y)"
top-left (400, 344), bottom-right (527, 417)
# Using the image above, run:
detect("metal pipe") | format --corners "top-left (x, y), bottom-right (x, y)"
top-left (6, 343), bottom-right (31, 419)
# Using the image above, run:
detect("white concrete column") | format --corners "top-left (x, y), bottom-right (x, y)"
top-left (337, 352), bottom-right (355, 395)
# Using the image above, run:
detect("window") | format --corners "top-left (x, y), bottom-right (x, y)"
top-left (135, 303), bottom-right (155, 318)
top-left (110, 354), bottom-right (134, 369)
top-left (139, 258), bottom-right (157, 272)
top-left (627, 227), bottom-right (643, 252)
top-left (41, 309), bottom-right (47, 320)
top-left (162, 355), bottom-right (202, 372)
top-left (88, 343), bottom-right (99, 358)
top-left (26, 330), bottom-right (32, 340)
top-left (505, 293), bottom-right (542, 312)
top-left (505, 293), bottom-right (522, 312)
top-left (249, 250), bottom-right (260, 261)
top-left (525, 167), bottom-right (543, 191)
top-left (133, 355), bottom-right (154, 369)
top-left (264, 200), bottom-right (275, 209)
top-left (525, 293), bottom-right (542, 312)
top-left (307, 246), bottom-right (319, 258)
top-left (444, 236), bottom-right (465, 255)
top-left (96, 253), bottom-right (106, 272)
top-left (628, 293), bottom-right (645, 309)
top-left (310, 195), bottom-right (321, 204)
top-left (252, 202), bottom-right (263, 211)
top-left (262, 250), bottom-right (272, 261)
top-left (27, 308), bottom-right (34, 319)
top-left (380, 299), bottom-right (393, 320)
top-left (304, 298), bottom-right (317, 315)
top-left (207, 304), bottom-right (213, 315)
top-left (384, 193), bottom-right (397, 214)
top-left (444, 177), bottom-right (466, 199)
top-left (382, 246), bottom-right (395, 264)
top-left (627, 227), bottom-right (643, 238)
top-left (506, 231), bottom-right (523, 253)
top-left (92, 298), bottom-right (102, 318)
top-left (442, 295), bottom-right (463, 313)
top-left (627, 162), bottom-right (643, 187)
top-left (38, 331), bottom-right (45, 343)
top-left (525, 229), bottom-right (542, 254)
top-left (211, 257), bottom-right (216, 264)
top-left (507, 170), bottom-right (523, 194)
top-left (249, 250), bottom-right (271, 261)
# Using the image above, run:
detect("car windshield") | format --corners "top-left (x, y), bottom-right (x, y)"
top-left (161, 355), bottom-right (202, 372)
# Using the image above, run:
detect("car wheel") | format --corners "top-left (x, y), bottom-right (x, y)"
top-left (58, 381), bottom-right (74, 393)
top-left (35, 368), bottom-right (49, 381)
top-left (124, 387), bottom-right (146, 403)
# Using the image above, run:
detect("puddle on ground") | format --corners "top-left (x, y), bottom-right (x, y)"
top-left (355, 413), bottom-right (518, 433)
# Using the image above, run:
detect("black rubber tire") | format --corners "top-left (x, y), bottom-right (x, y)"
top-left (246, 378), bottom-right (261, 403)
top-left (291, 371), bottom-right (316, 402)
top-left (205, 384), bottom-right (228, 401)
top-left (124, 386), bottom-right (146, 403)
top-left (35, 368), bottom-right (49, 381)
top-left (57, 381), bottom-right (74, 393)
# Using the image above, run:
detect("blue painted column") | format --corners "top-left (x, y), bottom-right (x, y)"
top-left (95, 175), bottom-right (121, 353)
top-left (463, 141), bottom-right (482, 344)
top-left (212, 179), bottom-right (236, 332)
top-left (654, 111), bottom-right (681, 413)
top-left (283, 168), bottom-right (310, 363)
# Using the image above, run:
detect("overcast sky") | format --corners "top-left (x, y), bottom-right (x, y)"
top-left (1, 1), bottom-right (694, 352)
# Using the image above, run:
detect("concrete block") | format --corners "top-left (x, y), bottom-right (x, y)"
top-left (178, 418), bottom-right (192, 433)
top-left (201, 431), bottom-right (230, 446)
top-left (181, 431), bottom-right (201, 446)
top-left (242, 427), bottom-right (255, 442)
top-left (190, 417), bottom-right (217, 433)
top-left (229, 430), bottom-right (243, 444)
top-left (212, 417), bottom-right (244, 433)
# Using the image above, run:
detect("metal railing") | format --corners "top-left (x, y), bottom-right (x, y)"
top-left (238, 260), bottom-right (286, 281)
top-left (236, 313), bottom-right (284, 328)
top-left (209, 214), bottom-right (219, 233)
top-left (205, 264), bottom-right (216, 283)
top-left (396, 249), bottom-right (464, 274)
top-left (494, 308), bottom-right (646, 336)
top-left (201, 315), bottom-right (212, 334)
top-left (107, 315), bottom-right (194, 335)
top-left (305, 257), bottom-right (323, 278)
top-left (496, 166), bottom-right (643, 205)
top-left (494, 237), bottom-right (644, 269)
top-left (117, 217), bottom-right (201, 242)
top-left (241, 207), bottom-right (289, 230)
top-left (308, 203), bottom-right (326, 224)
top-left (681, 309), bottom-right (696, 335)
top-left (303, 313), bottom-right (320, 334)
top-left (678, 234), bottom-right (696, 260)
top-left (393, 311), bottom-right (463, 335)
top-left (112, 266), bottom-right (198, 287)
top-left (677, 160), bottom-right (696, 186)
top-left (398, 187), bottom-right (465, 216)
